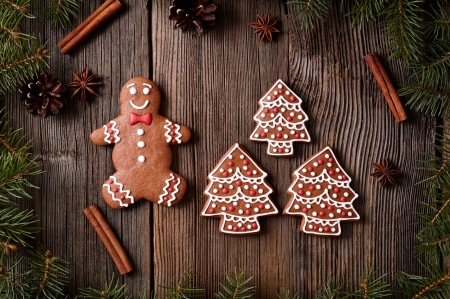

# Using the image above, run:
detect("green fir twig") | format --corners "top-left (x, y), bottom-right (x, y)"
top-left (215, 269), bottom-right (256, 299)
top-left (160, 269), bottom-right (205, 299)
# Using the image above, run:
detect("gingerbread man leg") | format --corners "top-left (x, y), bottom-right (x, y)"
top-left (102, 172), bottom-right (141, 209)
top-left (153, 172), bottom-right (187, 207)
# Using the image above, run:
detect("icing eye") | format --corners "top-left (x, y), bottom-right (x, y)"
top-left (130, 87), bottom-right (137, 95)
top-left (143, 87), bottom-right (150, 95)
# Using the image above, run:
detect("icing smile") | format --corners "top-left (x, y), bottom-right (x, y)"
top-left (130, 99), bottom-right (149, 109)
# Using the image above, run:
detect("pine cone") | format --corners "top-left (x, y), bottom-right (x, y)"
top-left (169, 0), bottom-right (218, 35)
top-left (19, 73), bottom-right (67, 118)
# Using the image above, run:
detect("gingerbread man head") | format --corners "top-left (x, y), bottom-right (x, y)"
top-left (119, 77), bottom-right (161, 115)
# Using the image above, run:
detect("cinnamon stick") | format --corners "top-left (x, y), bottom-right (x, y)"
top-left (364, 52), bottom-right (407, 122)
top-left (84, 205), bottom-right (132, 275)
top-left (59, 0), bottom-right (123, 54)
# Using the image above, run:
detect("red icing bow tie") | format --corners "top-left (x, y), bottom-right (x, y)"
top-left (130, 112), bottom-right (152, 126)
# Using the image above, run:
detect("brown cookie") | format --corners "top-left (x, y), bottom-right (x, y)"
top-left (201, 143), bottom-right (278, 234)
top-left (90, 77), bottom-right (191, 209)
top-left (283, 145), bottom-right (360, 236)
top-left (250, 79), bottom-right (311, 156)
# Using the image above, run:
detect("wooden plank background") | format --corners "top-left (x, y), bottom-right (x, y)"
top-left (4, 0), bottom-right (436, 297)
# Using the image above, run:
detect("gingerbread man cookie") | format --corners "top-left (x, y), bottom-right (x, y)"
top-left (283, 146), bottom-right (360, 236)
top-left (90, 77), bottom-right (191, 209)
top-left (250, 79), bottom-right (311, 156)
top-left (201, 143), bottom-right (278, 234)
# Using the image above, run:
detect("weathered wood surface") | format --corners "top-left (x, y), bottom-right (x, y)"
top-left (4, 0), bottom-right (436, 297)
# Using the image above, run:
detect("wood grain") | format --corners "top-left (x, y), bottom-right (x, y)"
top-left (4, 0), bottom-right (436, 297)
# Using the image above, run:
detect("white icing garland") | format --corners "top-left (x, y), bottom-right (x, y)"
top-left (220, 215), bottom-right (260, 234)
top-left (102, 176), bottom-right (134, 207)
top-left (208, 167), bottom-right (265, 183)
top-left (164, 120), bottom-right (182, 144)
top-left (158, 173), bottom-right (180, 207)
top-left (253, 113), bottom-right (309, 130)
top-left (103, 121), bottom-right (120, 144)
top-left (205, 192), bottom-right (273, 204)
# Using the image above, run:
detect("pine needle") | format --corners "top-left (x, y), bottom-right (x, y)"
top-left (215, 269), bottom-right (256, 299)
top-left (159, 269), bottom-right (205, 299)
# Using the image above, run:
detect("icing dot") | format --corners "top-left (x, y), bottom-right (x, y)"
top-left (244, 185), bottom-right (249, 190)
top-left (240, 155), bottom-right (244, 159)
top-left (221, 206), bottom-right (226, 211)
top-left (213, 189), bottom-right (218, 193)
top-left (328, 185), bottom-right (332, 189)
top-left (286, 91), bottom-right (290, 95)
top-left (265, 204), bottom-right (271, 209)
top-left (209, 208), bottom-right (215, 213)
top-left (338, 175), bottom-right (343, 179)
top-left (309, 225), bottom-right (313, 229)
top-left (337, 209), bottom-right (342, 213)
top-left (238, 223), bottom-right (243, 227)
top-left (254, 208), bottom-right (259, 212)
top-left (245, 203), bottom-right (251, 208)
top-left (278, 127), bottom-right (283, 131)
top-left (274, 91), bottom-right (278, 95)
top-left (254, 134), bottom-right (260, 138)
top-left (329, 213), bottom-right (334, 218)
top-left (247, 224), bottom-right (252, 229)
top-left (138, 155), bottom-right (146, 162)
top-left (285, 149), bottom-right (289, 153)
top-left (313, 162), bottom-right (318, 167)
top-left (327, 163), bottom-right (332, 167)
top-left (243, 166), bottom-right (248, 170)
top-left (325, 154), bottom-right (330, 158)
top-left (264, 129), bottom-right (269, 133)
top-left (261, 113), bottom-right (266, 118)
top-left (212, 204), bottom-right (217, 208)
top-left (298, 115), bottom-right (303, 120)
top-left (312, 212), bottom-right (317, 217)
top-left (281, 108), bottom-right (286, 112)
top-left (307, 204), bottom-right (312, 208)
top-left (332, 194), bottom-right (337, 198)
top-left (348, 212), bottom-right (353, 216)
top-left (253, 185), bottom-right (258, 189)
top-left (238, 209), bottom-right (243, 214)
top-left (278, 84), bottom-right (283, 89)
top-left (229, 185), bottom-right (234, 190)
top-left (294, 204), bottom-right (300, 210)
top-left (273, 149), bottom-right (278, 153)
top-left (266, 96), bottom-right (271, 100)
top-left (290, 130), bottom-right (295, 134)
top-left (253, 170), bottom-right (257, 175)
top-left (137, 141), bottom-right (145, 148)
top-left (228, 155), bottom-right (233, 159)
top-left (284, 134), bottom-right (288, 139)
top-left (311, 172), bottom-right (315, 176)
top-left (319, 211), bottom-right (325, 217)
top-left (130, 87), bottom-right (137, 95)
top-left (300, 133), bottom-right (305, 138)
top-left (228, 206), bottom-right (235, 212)
top-left (270, 113), bottom-right (275, 117)
top-left (298, 183), bottom-right (304, 188)
top-left (319, 228), bottom-right (323, 232)
top-left (228, 168), bottom-right (233, 173)
top-left (228, 225), bottom-right (233, 230)
top-left (219, 168), bottom-right (224, 173)
top-left (320, 203), bottom-right (325, 208)
top-left (219, 184), bottom-right (223, 188)
top-left (302, 168), bottom-right (307, 173)
top-left (233, 202), bottom-right (238, 206)
top-left (137, 129), bottom-right (144, 135)
top-left (143, 87), bottom-right (150, 95)
top-left (331, 228), bottom-right (336, 232)
top-left (316, 185), bottom-right (321, 189)
top-left (336, 168), bottom-right (340, 172)
top-left (344, 192), bottom-right (349, 197)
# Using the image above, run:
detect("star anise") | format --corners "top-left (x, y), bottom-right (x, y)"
top-left (249, 12), bottom-right (280, 42)
top-left (370, 159), bottom-right (400, 187)
top-left (66, 68), bottom-right (102, 103)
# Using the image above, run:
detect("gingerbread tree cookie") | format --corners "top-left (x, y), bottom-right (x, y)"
top-left (283, 146), bottom-right (359, 236)
top-left (250, 79), bottom-right (310, 156)
top-left (201, 143), bottom-right (278, 234)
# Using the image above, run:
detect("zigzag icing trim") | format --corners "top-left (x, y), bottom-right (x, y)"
top-left (204, 192), bottom-right (273, 204)
top-left (164, 120), bottom-right (182, 144)
top-left (103, 121), bottom-right (120, 144)
top-left (102, 176), bottom-right (134, 207)
top-left (158, 173), bottom-right (180, 207)
top-left (301, 217), bottom-right (342, 236)
top-left (259, 96), bottom-right (305, 112)
top-left (294, 169), bottom-right (352, 187)
top-left (220, 215), bottom-right (260, 234)
top-left (253, 110), bottom-right (308, 127)
top-left (209, 167), bottom-right (266, 183)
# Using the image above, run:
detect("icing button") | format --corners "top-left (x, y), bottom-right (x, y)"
top-left (138, 141), bottom-right (145, 148)
top-left (137, 129), bottom-right (144, 135)
top-left (138, 155), bottom-right (146, 162)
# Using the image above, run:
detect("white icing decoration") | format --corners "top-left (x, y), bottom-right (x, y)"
top-left (138, 155), bottom-right (146, 162)
top-left (281, 108), bottom-right (286, 112)
top-left (222, 206), bottom-right (226, 211)
top-left (265, 204), bottom-right (271, 209)
top-left (290, 130), bottom-right (295, 134)
top-left (219, 169), bottom-right (224, 173)
top-left (137, 141), bottom-right (145, 148)
top-left (238, 223), bottom-right (242, 227)
top-left (233, 202), bottom-right (238, 206)
top-left (163, 120), bottom-right (182, 144)
top-left (228, 155), bottom-right (233, 159)
top-left (130, 87), bottom-right (137, 95)
top-left (213, 189), bottom-right (218, 193)
top-left (238, 209), bottom-right (243, 214)
top-left (158, 173), bottom-right (180, 207)
top-left (254, 208), bottom-right (259, 212)
top-left (212, 204), bottom-right (216, 208)
top-left (278, 127), bottom-right (282, 131)
top-left (316, 185), bottom-right (321, 189)
top-left (336, 168), bottom-right (340, 172)
top-left (261, 113), bottom-right (266, 118)
top-left (278, 84), bottom-right (282, 89)
top-left (298, 183), bottom-right (303, 188)
top-left (130, 99), bottom-right (149, 109)
top-left (240, 155), bottom-right (244, 159)
top-left (228, 225), bottom-right (233, 230)
top-left (228, 168), bottom-right (233, 173)
top-left (103, 176), bottom-right (134, 207)
top-left (243, 166), bottom-right (248, 170)
top-left (137, 129), bottom-right (144, 135)
top-left (253, 185), bottom-right (258, 189)
top-left (219, 184), bottom-right (223, 188)
top-left (247, 224), bottom-right (252, 229)
top-left (319, 228), bottom-right (323, 232)
top-left (143, 87), bottom-right (150, 95)
top-left (306, 191), bottom-right (311, 196)
top-left (284, 146), bottom-right (359, 236)
top-left (103, 120), bottom-right (121, 144)
top-left (254, 133), bottom-right (260, 138)
top-left (327, 163), bottom-right (332, 167)
top-left (311, 172), bottom-right (315, 176)
top-left (270, 113), bottom-right (275, 117)
top-left (294, 204), bottom-right (300, 210)
top-left (245, 204), bottom-right (251, 208)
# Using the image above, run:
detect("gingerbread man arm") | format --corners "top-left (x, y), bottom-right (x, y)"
top-left (162, 119), bottom-right (191, 144)
top-left (91, 119), bottom-right (122, 146)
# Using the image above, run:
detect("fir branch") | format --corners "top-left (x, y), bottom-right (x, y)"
top-left (79, 273), bottom-right (130, 299)
top-left (401, 83), bottom-right (450, 118)
top-left (277, 288), bottom-right (301, 299)
top-left (160, 269), bottom-right (205, 299)
top-left (347, 0), bottom-right (388, 27)
top-left (42, 0), bottom-right (80, 30)
top-left (416, 212), bottom-right (450, 258)
top-left (287, 0), bottom-right (332, 31)
top-left (425, 2), bottom-right (450, 40)
top-left (215, 269), bottom-right (256, 299)
top-left (25, 247), bottom-right (69, 298)
top-left (0, 0), bottom-right (30, 15)
top-left (396, 266), bottom-right (450, 299)
top-left (382, 0), bottom-right (425, 62)
top-left (0, 207), bottom-right (39, 247)
top-left (345, 266), bottom-right (392, 298)
top-left (411, 273), bottom-right (450, 299)
top-left (0, 256), bottom-right (32, 298)
top-left (315, 280), bottom-right (345, 299)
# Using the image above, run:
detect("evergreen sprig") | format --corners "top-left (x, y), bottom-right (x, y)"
top-left (160, 269), bottom-right (205, 299)
top-left (315, 280), bottom-right (344, 299)
top-left (0, 207), bottom-right (39, 247)
top-left (277, 289), bottom-right (301, 299)
top-left (79, 273), bottom-right (130, 299)
top-left (215, 269), bottom-right (256, 299)
top-left (42, 0), bottom-right (80, 30)
top-left (288, 0), bottom-right (332, 30)
top-left (345, 266), bottom-right (392, 298)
